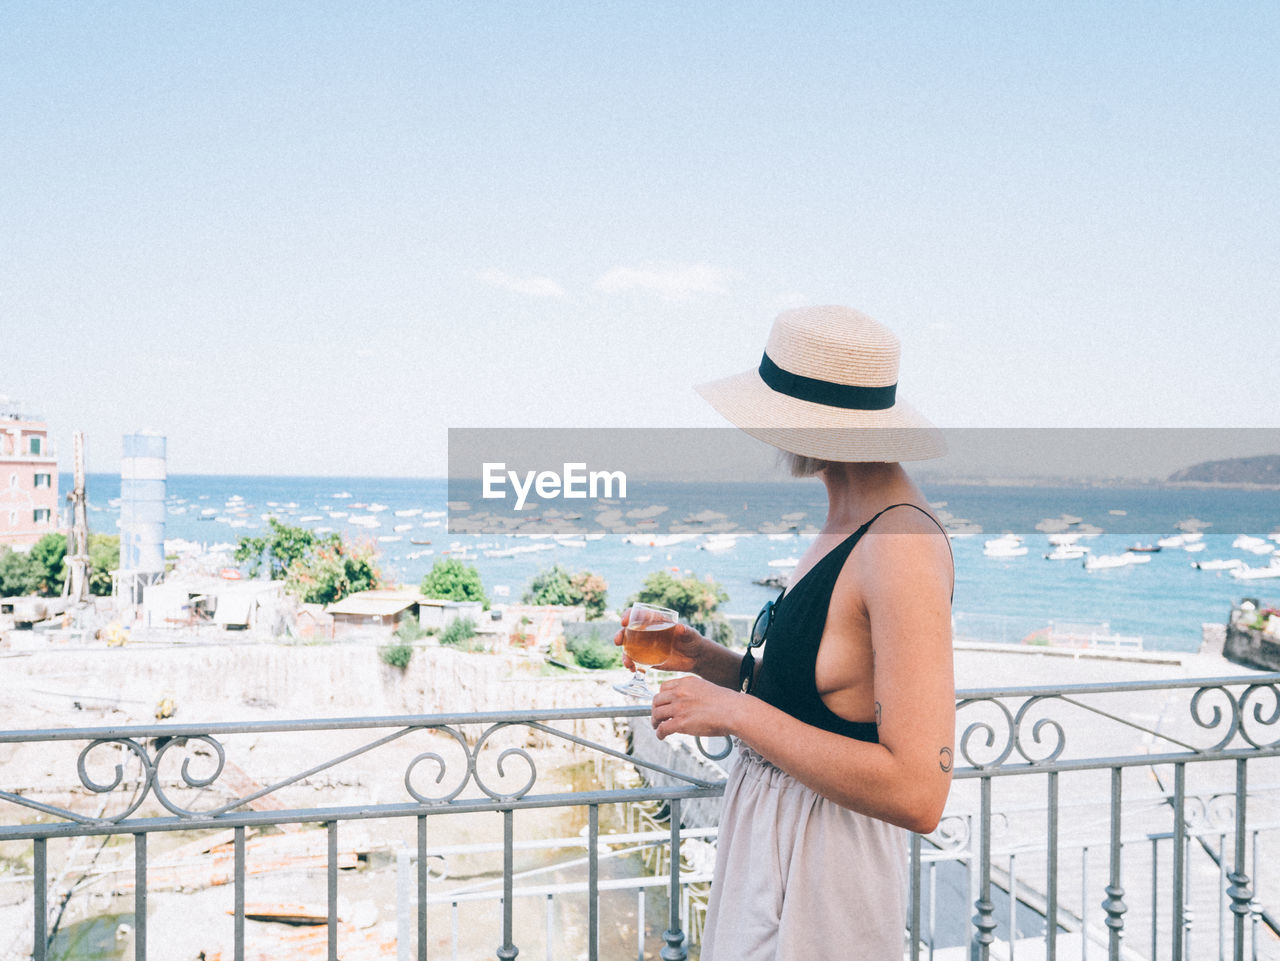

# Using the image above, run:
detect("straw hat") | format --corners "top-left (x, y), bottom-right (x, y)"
top-left (695, 305), bottom-right (946, 462)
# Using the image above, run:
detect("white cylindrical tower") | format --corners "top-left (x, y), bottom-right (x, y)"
top-left (120, 432), bottom-right (167, 586)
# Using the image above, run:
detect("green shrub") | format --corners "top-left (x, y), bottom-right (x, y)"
top-left (439, 616), bottom-right (484, 652)
top-left (380, 641), bottom-right (414, 670)
top-left (523, 565), bottom-right (609, 620)
top-left (565, 630), bottom-right (623, 670)
top-left (421, 559), bottom-right (489, 609)
top-left (395, 613), bottom-right (431, 642)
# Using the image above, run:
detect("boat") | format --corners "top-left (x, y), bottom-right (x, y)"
top-left (768, 557), bottom-right (799, 568)
top-left (1233, 535), bottom-right (1274, 555)
top-left (410, 538), bottom-right (432, 545)
top-left (1176, 517), bottom-right (1211, 532)
top-left (1126, 544), bottom-right (1161, 553)
top-left (984, 534), bottom-right (1027, 558)
top-left (1084, 552), bottom-right (1149, 571)
top-left (1044, 545), bottom-right (1090, 561)
top-left (1156, 535), bottom-right (1186, 548)
top-left (1230, 561), bottom-right (1280, 580)
top-left (1191, 558), bottom-right (1244, 571)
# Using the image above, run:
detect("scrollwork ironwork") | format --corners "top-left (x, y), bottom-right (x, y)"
top-left (1238, 682), bottom-right (1280, 749)
top-left (75, 738), bottom-right (154, 822)
top-left (404, 726), bottom-right (472, 804)
top-left (1013, 695), bottom-right (1067, 765)
top-left (472, 723), bottom-right (538, 802)
top-left (695, 736), bottom-right (732, 761)
top-left (151, 735), bottom-right (228, 817)
top-left (1189, 684), bottom-right (1240, 752)
top-left (957, 697), bottom-right (1016, 769)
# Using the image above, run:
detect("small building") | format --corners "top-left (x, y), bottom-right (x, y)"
top-left (327, 589), bottom-right (426, 638)
top-left (0, 399), bottom-right (60, 549)
top-left (142, 577), bottom-right (287, 632)
top-left (416, 597), bottom-right (485, 632)
top-left (324, 590), bottom-right (485, 638)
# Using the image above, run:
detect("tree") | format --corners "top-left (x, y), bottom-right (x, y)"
top-left (420, 558), bottom-right (489, 609)
top-left (29, 534), bottom-right (67, 595)
top-left (284, 539), bottom-right (382, 605)
top-left (86, 534), bottom-right (119, 596)
top-left (235, 518), bottom-right (336, 580)
top-left (523, 564), bottom-right (609, 620)
top-left (630, 570), bottom-right (728, 623)
top-left (0, 547), bottom-right (41, 597)
top-left (630, 570), bottom-right (734, 645)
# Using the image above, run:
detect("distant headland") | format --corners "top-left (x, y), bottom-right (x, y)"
top-left (1166, 454), bottom-right (1280, 488)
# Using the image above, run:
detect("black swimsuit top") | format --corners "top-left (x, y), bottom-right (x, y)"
top-left (751, 503), bottom-right (952, 745)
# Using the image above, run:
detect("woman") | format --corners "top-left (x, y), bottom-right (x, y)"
top-left (618, 306), bottom-right (955, 960)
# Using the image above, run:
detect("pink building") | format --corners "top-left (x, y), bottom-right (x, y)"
top-left (0, 401), bottom-right (59, 549)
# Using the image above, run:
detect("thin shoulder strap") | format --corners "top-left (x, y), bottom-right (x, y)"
top-left (862, 502), bottom-right (955, 600)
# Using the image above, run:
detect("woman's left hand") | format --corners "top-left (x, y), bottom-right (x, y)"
top-left (651, 675), bottom-right (745, 740)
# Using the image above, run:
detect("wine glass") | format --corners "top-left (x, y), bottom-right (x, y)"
top-left (613, 602), bottom-right (679, 699)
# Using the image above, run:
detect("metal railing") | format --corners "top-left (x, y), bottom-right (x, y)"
top-left (1, 674), bottom-right (1279, 960)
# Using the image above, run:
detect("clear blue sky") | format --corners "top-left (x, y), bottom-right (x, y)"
top-left (3, 3), bottom-right (1277, 476)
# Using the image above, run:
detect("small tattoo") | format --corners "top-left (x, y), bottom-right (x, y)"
top-left (874, 701), bottom-right (882, 726)
top-left (939, 747), bottom-right (954, 773)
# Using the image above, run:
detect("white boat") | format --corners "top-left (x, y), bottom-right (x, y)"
top-left (986, 544), bottom-right (1029, 557)
top-left (1156, 535), bottom-right (1186, 549)
top-left (1035, 518), bottom-right (1072, 533)
top-left (700, 534), bottom-right (739, 553)
top-left (1045, 545), bottom-right (1090, 561)
top-left (1230, 561), bottom-right (1280, 580)
top-left (1084, 552), bottom-right (1148, 571)
top-left (984, 534), bottom-right (1027, 558)
top-left (1192, 558), bottom-right (1245, 571)
top-left (1048, 533), bottom-right (1082, 546)
top-left (1234, 535), bottom-right (1274, 555)
top-left (768, 557), bottom-right (799, 568)
top-left (1185, 542), bottom-right (1206, 552)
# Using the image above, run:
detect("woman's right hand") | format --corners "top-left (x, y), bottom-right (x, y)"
top-left (613, 608), bottom-right (707, 675)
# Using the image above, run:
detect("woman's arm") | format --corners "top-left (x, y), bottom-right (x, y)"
top-left (650, 524), bottom-right (955, 834)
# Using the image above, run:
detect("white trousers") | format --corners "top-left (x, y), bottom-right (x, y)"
top-left (699, 744), bottom-right (909, 961)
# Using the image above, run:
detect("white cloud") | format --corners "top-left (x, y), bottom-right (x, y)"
top-left (476, 268), bottom-right (566, 298)
top-left (594, 263), bottom-right (730, 301)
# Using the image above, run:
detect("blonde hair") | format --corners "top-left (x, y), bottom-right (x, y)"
top-left (780, 450), bottom-right (835, 478)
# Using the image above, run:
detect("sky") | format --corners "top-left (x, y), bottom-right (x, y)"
top-left (3, 3), bottom-right (1278, 477)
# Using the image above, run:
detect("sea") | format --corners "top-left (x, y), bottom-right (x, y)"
top-left (66, 473), bottom-right (1280, 654)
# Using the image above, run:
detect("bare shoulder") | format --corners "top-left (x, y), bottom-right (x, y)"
top-left (848, 504), bottom-right (953, 599)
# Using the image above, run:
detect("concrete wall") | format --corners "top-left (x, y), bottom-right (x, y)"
top-left (4, 641), bottom-right (638, 762)
top-left (1224, 622), bottom-right (1280, 671)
